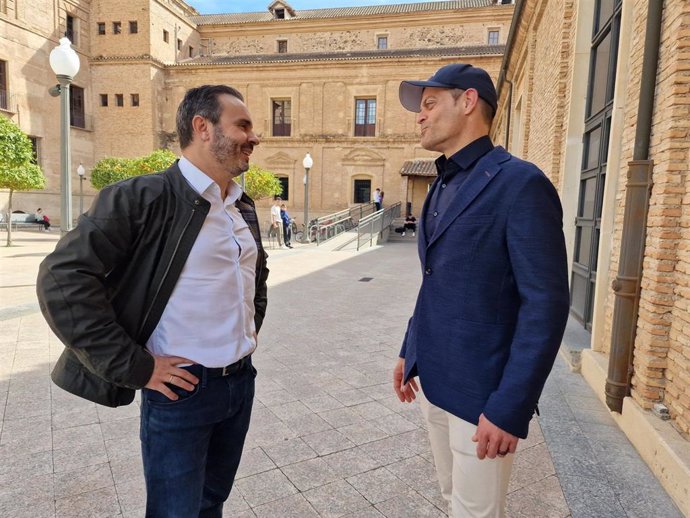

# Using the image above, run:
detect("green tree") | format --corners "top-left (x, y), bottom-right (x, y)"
top-left (0, 117), bottom-right (47, 246)
top-left (237, 164), bottom-right (283, 200)
top-left (90, 149), bottom-right (176, 189)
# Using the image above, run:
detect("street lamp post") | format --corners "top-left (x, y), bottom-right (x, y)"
top-left (302, 153), bottom-right (313, 243)
top-left (49, 37), bottom-right (80, 235)
top-left (77, 163), bottom-right (86, 215)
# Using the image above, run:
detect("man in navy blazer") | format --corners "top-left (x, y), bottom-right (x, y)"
top-left (393, 64), bottom-right (569, 517)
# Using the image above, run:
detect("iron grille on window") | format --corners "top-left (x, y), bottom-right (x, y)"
top-left (272, 100), bottom-right (291, 137)
top-left (353, 179), bottom-right (371, 204)
top-left (354, 99), bottom-right (376, 137)
top-left (70, 85), bottom-right (85, 128)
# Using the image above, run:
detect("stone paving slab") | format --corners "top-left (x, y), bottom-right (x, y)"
top-left (0, 231), bottom-right (683, 517)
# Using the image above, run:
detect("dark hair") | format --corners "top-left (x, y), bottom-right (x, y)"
top-left (176, 85), bottom-right (244, 149)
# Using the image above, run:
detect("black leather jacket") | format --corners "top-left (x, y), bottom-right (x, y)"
top-left (37, 162), bottom-right (269, 407)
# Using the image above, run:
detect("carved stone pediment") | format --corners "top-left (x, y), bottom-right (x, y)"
top-left (341, 148), bottom-right (385, 166)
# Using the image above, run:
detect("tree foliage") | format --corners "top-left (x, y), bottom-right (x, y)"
top-left (91, 149), bottom-right (177, 189)
top-left (236, 164), bottom-right (283, 200)
top-left (0, 117), bottom-right (47, 246)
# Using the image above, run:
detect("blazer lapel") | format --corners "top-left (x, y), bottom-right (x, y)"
top-left (426, 147), bottom-right (510, 249)
top-left (418, 175), bottom-right (440, 264)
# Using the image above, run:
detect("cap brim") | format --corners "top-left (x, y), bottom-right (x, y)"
top-left (399, 80), bottom-right (452, 112)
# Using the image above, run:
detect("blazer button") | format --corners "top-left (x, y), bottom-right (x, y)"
top-left (425, 268), bottom-right (432, 275)
top-left (194, 199), bottom-right (200, 205)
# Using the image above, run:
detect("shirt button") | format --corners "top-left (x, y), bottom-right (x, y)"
top-left (425, 268), bottom-right (432, 275)
top-left (433, 211), bottom-right (438, 217)
top-left (441, 184), bottom-right (447, 189)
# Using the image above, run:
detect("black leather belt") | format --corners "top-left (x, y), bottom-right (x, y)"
top-left (184, 356), bottom-right (250, 379)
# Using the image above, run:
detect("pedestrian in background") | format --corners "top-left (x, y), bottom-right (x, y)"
top-left (37, 84), bottom-right (268, 518)
top-left (393, 63), bottom-right (569, 518)
top-left (280, 203), bottom-right (293, 248)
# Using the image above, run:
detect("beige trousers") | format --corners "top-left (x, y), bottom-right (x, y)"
top-left (418, 388), bottom-right (514, 518)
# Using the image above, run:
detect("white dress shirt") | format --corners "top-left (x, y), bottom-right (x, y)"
top-left (146, 157), bottom-right (258, 367)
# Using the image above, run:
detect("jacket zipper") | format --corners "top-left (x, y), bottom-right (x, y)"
top-left (136, 208), bottom-right (196, 340)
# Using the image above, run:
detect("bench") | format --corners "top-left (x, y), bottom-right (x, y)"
top-left (0, 213), bottom-right (44, 231)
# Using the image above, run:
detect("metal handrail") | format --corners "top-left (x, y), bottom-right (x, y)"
top-left (355, 202), bottom-right (402, 250)
top-left (313, 202), bottom-right (377, 245)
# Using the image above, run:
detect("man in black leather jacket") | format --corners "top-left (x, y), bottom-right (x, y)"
top-left (37, 85), bottom-right (268, 518)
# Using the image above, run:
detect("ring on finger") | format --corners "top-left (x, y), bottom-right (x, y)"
top-left (497, 450), bottom-right (509, 457)
top-left (169, 374), bottom-right (175, 384)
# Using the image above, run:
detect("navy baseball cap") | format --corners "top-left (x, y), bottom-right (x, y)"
top-left (399, 63), bottom-right (497, 114)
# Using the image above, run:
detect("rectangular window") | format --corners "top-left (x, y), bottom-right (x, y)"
top-left (100, 94), bottom-right (108, 107)
top-left (97, 22), bottom-right (106, 35)
top-left (354, 179), bottom-right (371, 204)
top-left (177, 38), bottom-right (182, 51)
top-left (277, 40), bottom-right (287, 53)
top-left (115, 94), bottom-right (124, 107)
top-left (28, 137), bottom-right (39, 165)
top-left (129, 21), bottom-right (138, 34)
top-left (113, 21), bottom-right (121, 34)
top-left (278, 177), bottom-right (289, 201)
top-left (377, 36), bottom-right (388, 50)
top-left (275, 8), bottom-right (285, 18)
top-left (131, 94), bottom-right (139, 107)
top-left (272, 100), bottom-right (291, 137)
top-left (0, 59), bottom-right (7, 111)
top-left (488, 30), bottom-right (499, 45)
top-left (66, 15), bottom-right (76, 44)
top-left (354, 98), bottom-right (376, 137)
top-left (70, 85), bottom-right (85, 128)
top-left (163, 30), bottom-right (169, 43)
top-left (188, 46), bottom-right (194, 58)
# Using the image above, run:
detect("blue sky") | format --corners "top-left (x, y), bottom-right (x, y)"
top-left (186, 0), bottom-right (443, 15)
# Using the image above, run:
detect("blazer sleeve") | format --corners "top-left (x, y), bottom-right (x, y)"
top-left (482, 171), bottom-right (570, 438)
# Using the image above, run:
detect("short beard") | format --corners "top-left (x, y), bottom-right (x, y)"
top-left (211, 125), bottom-right (249, 175)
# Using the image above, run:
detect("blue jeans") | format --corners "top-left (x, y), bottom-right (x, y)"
top-left (140, 361), bottom-right (255, 518)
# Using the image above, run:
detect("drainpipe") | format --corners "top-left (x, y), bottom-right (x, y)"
top-left (504, 79), bottom-right (513, 149)
top-left (495, 0), bottom-right (524, 149)
top-left (605, 0), bottom-right (663, 413)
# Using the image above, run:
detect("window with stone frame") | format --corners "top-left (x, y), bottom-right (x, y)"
top-left (488, 29), bottom-right (499, 45)
top-left (272, 99), bottom-right (291, 137)
top-left (354, 98), bottom-right (376, 137)
top-left (97, 22), bottom-right (106, 35)
top-left (115, 94), bottom-right (124, 107)
top-left (131, 94), bottom-right (139, 107)
top-left (70, 85), bottom-right (85, 128)
top-left (0, 59), bottom-right (7, 111)
top-left (377, 36), bottom-right (388, 50)
top-left (129, 21), bottom-right (138, 34)
top-left (100, 94), bottom-right (108, 107)
top-left (66, 15), bottom-right (76, 44)
top-left (163, 30), bottom-right (169, 43)
top-left (277, 40), bottom-right (288, 53)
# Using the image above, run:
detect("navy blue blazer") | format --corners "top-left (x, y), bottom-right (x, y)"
top-left (401, 146), bottom-right (569, 439)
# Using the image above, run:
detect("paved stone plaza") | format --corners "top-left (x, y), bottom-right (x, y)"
top-left (0, 231), bottom-right (683, 517)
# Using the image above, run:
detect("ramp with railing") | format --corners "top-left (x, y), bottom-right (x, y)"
top-left (329, 202), bottom-right (402, 251)
top-left (311, 202), bottom-right (377, 245)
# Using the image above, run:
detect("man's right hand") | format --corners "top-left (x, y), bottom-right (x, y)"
top-left (393, 357), bottom-right (419, 403)
top-left (145, 355), bottom-right (199, 401)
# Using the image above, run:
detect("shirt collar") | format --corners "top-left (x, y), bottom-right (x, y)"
top-left (178, 156), bottom-right (243, 204)
top-left (435, 135), bottom-right (494, 180)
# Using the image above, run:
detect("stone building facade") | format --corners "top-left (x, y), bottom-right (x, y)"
top-left (0, 0), bottom-right (513, 222)
top-left (491, 0), bottom-right (690, 513)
